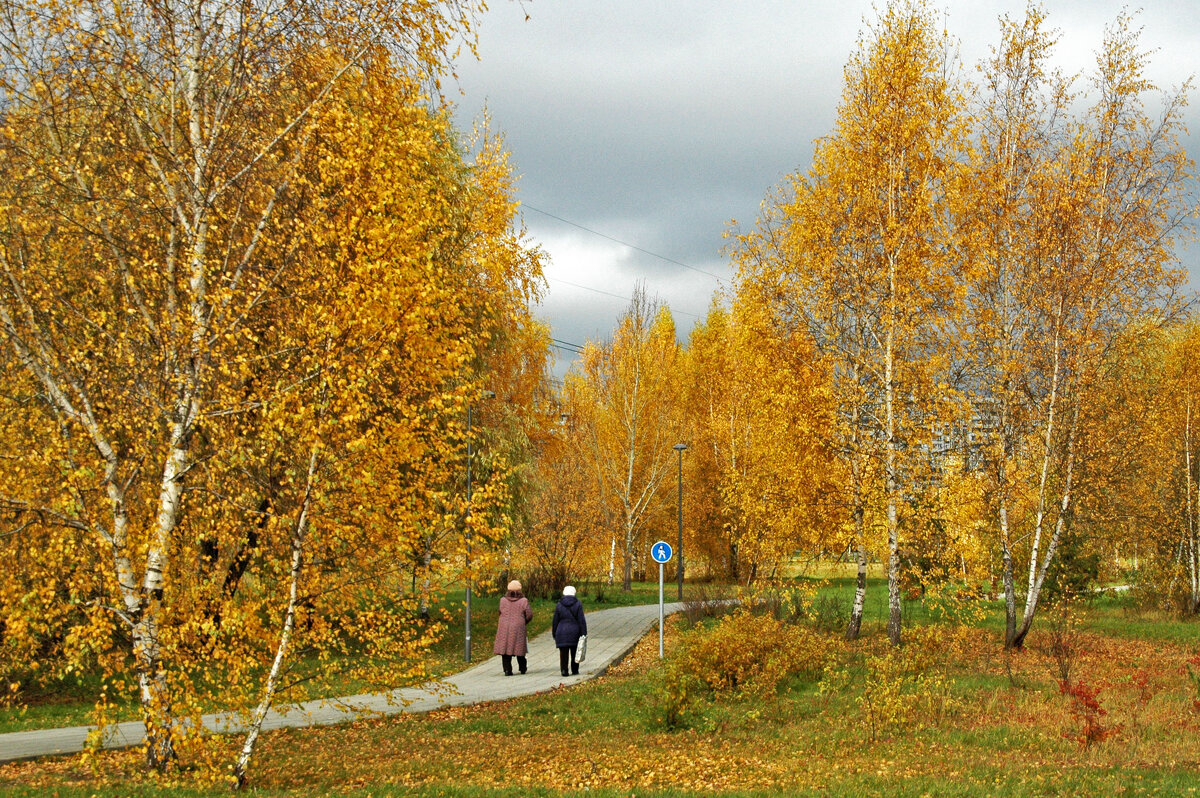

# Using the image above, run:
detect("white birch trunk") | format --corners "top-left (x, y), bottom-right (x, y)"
top-left (1013, 399), bottom-right (1080, 647)
top-left (607, 536), bottom-right (616, 586)
top-left (1186, 400), bottom-right (1197, 610)
top-left (997, 397), bottom-right (1018, 648)
top-left (1000, 500), bottom-right (1017, 648)
top-left (885, 257), bottom-right (902, 647)
top-left (845, 408), bottom-right (867, 641)
top-left (233, 446), bottom-right (318, 788)
top-left (846, 500), bottom-right (868, 641)
top-left (1028, 306), bottom-right (1063, 605)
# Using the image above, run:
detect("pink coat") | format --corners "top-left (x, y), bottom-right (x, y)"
top-left (493, 593), bottom-right (533, 656)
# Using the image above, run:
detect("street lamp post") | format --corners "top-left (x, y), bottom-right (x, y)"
top-left (673, 443), bottom-right (688, 601)
top-left (465, 390), bottom-right (495, 663)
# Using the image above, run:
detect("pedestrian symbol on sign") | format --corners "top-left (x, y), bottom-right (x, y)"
top-left (651, 540), bottom-right (673, 564)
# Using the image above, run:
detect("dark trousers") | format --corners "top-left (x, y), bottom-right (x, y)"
top-left (558, 645), bottom-right (578, 675)
top-left (501, 654), bottom-right (526, 675)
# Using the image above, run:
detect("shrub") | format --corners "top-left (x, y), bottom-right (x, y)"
top-left (1039, 605), bottom-right (1080, 685)
top-left (807, 594), bottom-right (849, 636)
top-left (1059, 679), bottom-right (1119, 748)
top-left (857, 646), bottom-right (953, 742)
top-left (902, 623), bottom-right (980, 672)
top-left (1185, 653), bottom-right (1200, 715)
top-left (657, 610), bottom-right (830, 728)
top-left (1126, 666), bottom-right (1159, 737)
top-left (680, 584), bottom-right (738, 626)
top-left (741, 582), bottom-right (823, 626)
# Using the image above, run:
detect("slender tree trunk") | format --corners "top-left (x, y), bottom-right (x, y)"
top-left (607, 536), bottom-right (616, 586)
top-left (233, 446), bottom-right (318, 789)
top-left (136, 414), bottom-right (195, 769)
top-left (1012, 399), bottom-right (1080, 648)
top-left (1169, 537), bottom-right (1184, 596)
top-left (997, 399), bottom-right (1018, 648)
top-left (418, 538), bottom-right (433, 619)
top-left (1001, 503), bottom-right (1017, 649)
top-left (1186, 399), bottom-right (1197, 611)
top-left (846, 501), bottom-right (868, 641)
top-left (131, 22), bottom-right (217, 766)
top-left (622, 511), bottom-right (634, 592)
top-left (131, 601), bottom-right (174, 770)
top-left (1189, 536), bottom-right (1197, 613)
top-left (620, 358), bottom-right (640, 593)
top-left (846, 406), bottom-right (868, 641)
top-left (885, 261), bottom-right (902, 647)
top-left (1027, 308), bottom-right (1063, 607)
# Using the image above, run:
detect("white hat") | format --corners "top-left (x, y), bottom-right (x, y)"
top-left (563, 585), bottom-right (576, 597)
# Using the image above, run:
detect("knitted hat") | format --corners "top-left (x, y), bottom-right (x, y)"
top-left (563, 585), bottom-right (576, 597)
top-left (507, 580), bottom-right (521, 592)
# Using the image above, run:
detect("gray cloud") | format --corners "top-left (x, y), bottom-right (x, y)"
top-left (453, 1), bottom-right (1200, 377)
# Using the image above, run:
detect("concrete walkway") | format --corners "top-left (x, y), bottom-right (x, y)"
top-left (0, 601), bottom-right (682, 764)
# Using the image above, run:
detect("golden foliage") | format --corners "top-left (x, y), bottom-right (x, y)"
top-left (683, 298), bottom-right (842, 584)
top-left (0, 0), bottom-right (547, 780)
top-left (568, 287), bottom-right (684, 590)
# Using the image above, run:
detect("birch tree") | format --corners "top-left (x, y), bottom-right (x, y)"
top-left (0, 0), bottom-right (554, 779)
top-left (1002, 13), bottom-right (1193, 647)
top-left (958, 4), bottom-right (1072, 647)
top-left (684, 297), bottom-right (840, 584)
top-left (573, 287), bottom-right (682, 592)
top-left (737, 0), bottom-right (964, 644)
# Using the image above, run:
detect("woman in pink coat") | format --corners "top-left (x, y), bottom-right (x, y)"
top-left (494, 580), bottom-right (533, 675)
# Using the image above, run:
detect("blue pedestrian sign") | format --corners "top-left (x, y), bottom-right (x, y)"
top-left (652, 540), bottom-right (673, 658)
top-left (651, 540), bottom-right (673, 564)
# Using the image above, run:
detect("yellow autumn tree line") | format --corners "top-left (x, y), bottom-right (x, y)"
top-left (729, 1), bottom-right (1195, 648)
top-left (506, 283), bottom-right (844, 599)
top-left (0, 0), bottom-right (552, 784)
top-left (512, 3), bottom-right (1195, 656)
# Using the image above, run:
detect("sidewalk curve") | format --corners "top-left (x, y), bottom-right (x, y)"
top-left (0, 600), bottom-right (683, 764)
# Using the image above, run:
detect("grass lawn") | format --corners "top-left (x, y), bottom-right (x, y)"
top-left (4, 576), bottom-right (1200, 796)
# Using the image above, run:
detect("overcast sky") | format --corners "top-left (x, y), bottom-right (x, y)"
top-left (451, 1), bottom-right (1200, 378)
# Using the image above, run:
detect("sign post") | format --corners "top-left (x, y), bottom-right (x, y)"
top-left (650, 540), bottom-right (673, 658)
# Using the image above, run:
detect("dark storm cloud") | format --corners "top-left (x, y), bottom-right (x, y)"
top-left (453, 1), bottom-right (1200, 376)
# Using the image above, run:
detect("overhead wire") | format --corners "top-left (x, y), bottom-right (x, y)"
top-left (522, 203), bottom-right (727, 282)
top-left (548, 277), bottom-right (701, 320)
top-left (523, 202), bottom-right (717, 360)
top-left (551, 337), bottom-right (585, 354)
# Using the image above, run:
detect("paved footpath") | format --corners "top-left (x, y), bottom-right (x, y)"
top-left (0, 601), bottom-right (682, 764)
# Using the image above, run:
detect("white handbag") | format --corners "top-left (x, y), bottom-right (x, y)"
top-left (577, 634), bottom-right (587, 663)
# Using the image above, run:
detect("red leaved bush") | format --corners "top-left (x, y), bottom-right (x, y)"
top-left (1058, 679), bottom-right (1119, 748)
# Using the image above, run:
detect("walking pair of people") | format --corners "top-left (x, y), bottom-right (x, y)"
top-left (493, 582), bottom-right (587, 677)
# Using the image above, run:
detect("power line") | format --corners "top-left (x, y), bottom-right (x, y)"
top-left (551, 337), bottom-right (585, 354)
top-left (523, 203), bottom-right (726, 282)
top-left (549, 277), bottom-right (630, 305)
top-left (548, 277), bottom-right (701, 320)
